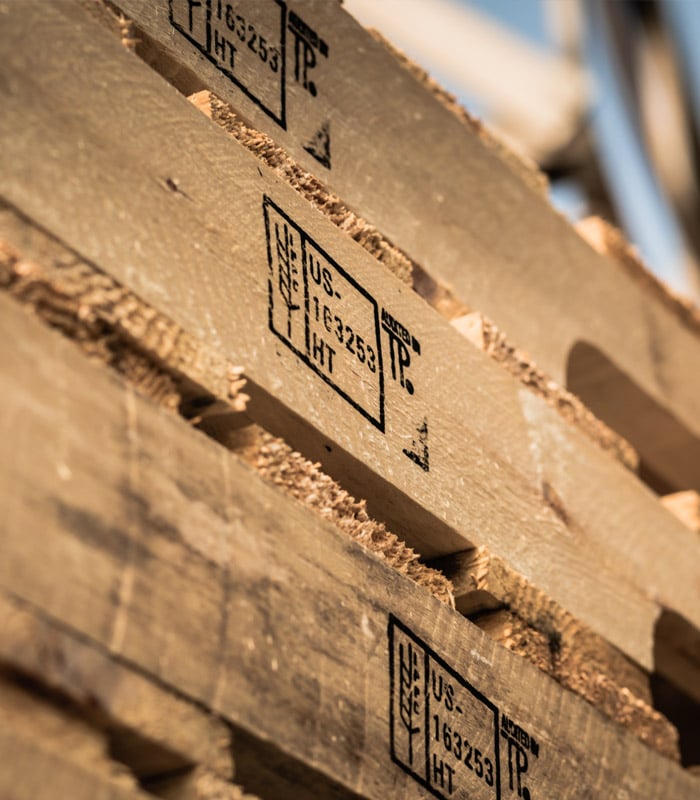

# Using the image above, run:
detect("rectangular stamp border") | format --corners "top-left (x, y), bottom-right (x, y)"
top-left (263, 195), bottom-right (385, 432)
top-left (169, 0), bottom-right (287, 129)
top-left (388, 614), bottom-right (502, 800)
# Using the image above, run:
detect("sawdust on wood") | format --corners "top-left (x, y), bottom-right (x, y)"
top-left (435, 546), bottom-right (680, 760)
top-left (475, 608), bottom-right (680, 761)
top-left (233, 426), bottom-right (455, 608)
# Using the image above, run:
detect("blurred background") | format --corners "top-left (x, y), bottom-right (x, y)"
top-left (345, 0), bottom-right (700, 303)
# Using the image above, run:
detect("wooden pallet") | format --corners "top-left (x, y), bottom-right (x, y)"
top-left (108, 0), bottom-right (700, 497)
top-left (0, 2), bottom-right (698, 797)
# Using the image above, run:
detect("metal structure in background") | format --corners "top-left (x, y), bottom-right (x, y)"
top-left (576, 0), bottom-right (700, 298)
top-left (345, 0), bottom-right (700, 301)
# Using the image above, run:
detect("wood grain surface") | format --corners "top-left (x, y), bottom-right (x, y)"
top-left (0, 294), bottom-right (696, 799)
top-left (1, 3), bottom-right (699, 674)
top-left (109, 0), bottom-right (700, 494)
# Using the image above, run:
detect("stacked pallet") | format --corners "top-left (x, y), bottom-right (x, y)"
top-left (1, 2), bottom-right (699, 798)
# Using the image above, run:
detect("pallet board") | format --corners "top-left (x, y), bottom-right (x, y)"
top-left (2, 1), bottom-right (700, 792)
top-left (0, 595), bottom-right (234, 781)
top-left (0, 676), bottom-right (152, 800)
top-left (0, 211), bottom-right (690, 759)
top-left (2, 3), bottom-right (700, 679)
top-left (0, 295), bottom-right (696, 799)
top-left (107, 0), bottom-right (700, 494)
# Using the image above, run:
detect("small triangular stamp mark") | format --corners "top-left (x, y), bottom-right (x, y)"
top-left (403, 417), bottom-right (429, 472)
top-left (304, 119), bottom-right (331, 169)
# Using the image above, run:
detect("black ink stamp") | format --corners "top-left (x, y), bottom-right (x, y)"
top-left (304, 119), bottom-right (331, 170)
top-left (381, 308), bottom-right (420, 396)
top-left (169, 0), bottom-right (287, 127)
top-left (263, 195), bottom-right (385, 431)
top-left (500, 715), bottom-right (539, 800)
top-left (403, 417), bottom-right (429, 472)
top-left (389, 615), bottom-right (502, 799)
top-left (288, 9), bottom-right (328, 98)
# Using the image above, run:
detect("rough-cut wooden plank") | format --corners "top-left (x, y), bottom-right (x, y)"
top-left (108, 0), bottom-right (700, 494)
top-left (0, 674), bottom-right (151, 800)
top-left (0, 3), bottom-right (698, 673)
top-left (1, 210), bottom-right (689, 757)
top-left (192, 91), bottom-right (637, 473)
top-left (85, 6), bottom-right (639, 480)
top-left (0, 594), bottom-right (234, 780)
top-left (0, 205), bottom-right (454, 610)
top-left (0, 295), bottom-right (696, 800)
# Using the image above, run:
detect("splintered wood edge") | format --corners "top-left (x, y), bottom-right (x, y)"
top-left (0, 203), bottom-right (248, 417)
top-left (0, 203), bottom-right (453, 610)
top-left (190, 90), bottom-right (638, 474)
top-left (577, 216), bottom-right (700, 339)
top-left (429, 547), bottom-right (680, 760)
top-left (366, 29), bottom-right (549, 198)
top-left (220, 424), bottom-right (454, 607)
top-left (473, 609), bottom-right (679, 762)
